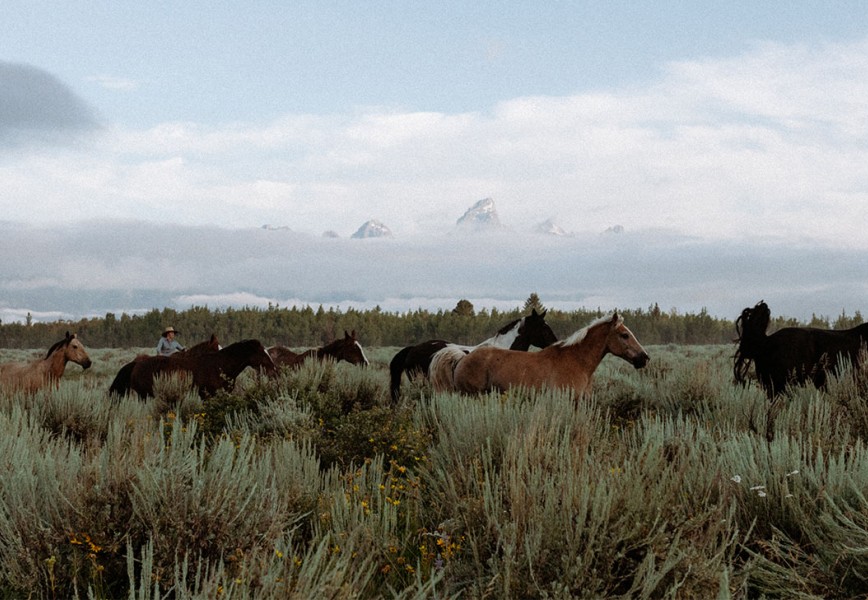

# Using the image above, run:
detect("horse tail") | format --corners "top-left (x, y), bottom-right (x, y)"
top-left (389, 346), bottom-right (414, 403)
top-left (109, 361), bottom-right (135, 399)
top-left (429, 345), bottom-right (469, 393)
top-left (733, 301), bottom-right (771, 385)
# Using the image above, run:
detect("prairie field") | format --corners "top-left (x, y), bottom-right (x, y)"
top-left (1, 343), bottom-right (867, 598)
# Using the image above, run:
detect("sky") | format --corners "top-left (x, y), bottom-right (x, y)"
top-left (2, 2), bottom-right (868, 326)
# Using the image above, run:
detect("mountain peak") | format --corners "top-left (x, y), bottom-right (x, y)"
top-left (351, 219), bottom-right (393, 239)
top-left (456, 197), bottom-right (503, 231)
top-left (535, 219), bottom-right (569, 236)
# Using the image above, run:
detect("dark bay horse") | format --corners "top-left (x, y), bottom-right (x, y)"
top-left (390, 309), bottom-right (558, 402)
top-left (734, 300), bottom-right (868, 398)
top-left (109, 334), bottom-right (221, 397)
top-left (267, 330), bottom-right (369, 369)
top-left (0, 332), bottom-right (92, 393)
top-left (451, 313), bottom-right (649, 399)
top-left (113, 338), bottom-right (275, 399)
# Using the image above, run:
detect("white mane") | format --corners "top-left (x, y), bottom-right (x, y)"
top-left (556, 313), bottom-right (621, 347)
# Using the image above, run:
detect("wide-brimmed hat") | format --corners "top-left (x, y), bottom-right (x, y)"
top-left (163, 327), bottom-right (179, 335)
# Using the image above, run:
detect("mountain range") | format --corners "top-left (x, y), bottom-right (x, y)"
top-left (263, 198), bottom-right (607, 239)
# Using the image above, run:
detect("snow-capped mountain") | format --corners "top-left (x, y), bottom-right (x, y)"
top-left (534, 219), bottom-right (569, 236)
top-left (456, 197), bottom-right (503, 231)
top-left (351, 219), bottom-right (393, 239)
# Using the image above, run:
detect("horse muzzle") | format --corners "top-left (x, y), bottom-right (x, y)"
top-left (632, 353), bottom-right (650, 369)
top-left (81, 359), bottom-right (93, 370)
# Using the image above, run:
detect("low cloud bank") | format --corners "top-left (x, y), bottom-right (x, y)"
top-left (1, 222), bottom-right (866, 324)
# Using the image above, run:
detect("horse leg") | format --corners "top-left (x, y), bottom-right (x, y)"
top-left (389, 346), bottom-right (413, 403)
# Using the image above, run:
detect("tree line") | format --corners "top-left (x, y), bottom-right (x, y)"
top-left (0, 296), bottom-right (863, 350)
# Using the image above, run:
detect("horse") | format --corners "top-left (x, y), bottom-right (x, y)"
top-left (114, 338), bottom-right (275, 399)
top-left (268, 330), bottom-right (369, 369)
top-left (426, 309), bottom-right (560, 395)
top-left (390, 309), bottom-right (558, 402)
top-left (450, 312), bottom-right (649, 399)
top-left (108, 334), bottom-right (221, 398)
top-left (0, 332), bottom-right (92, 394)
top-left (734, 300), bottom-right (868, 398)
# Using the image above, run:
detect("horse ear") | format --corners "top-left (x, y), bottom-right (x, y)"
top-left (541, 310), bottom-right (547, 318)
top-left (531, 308), bottom-right (539, 316)
top-left (351, 329), bottom-right (357, 338)
top-left (611, 312), bottom-right (620, 322)
top-left (66, 331), bottom-right (72, 340)
top-left (344, 330), bottom-right (351, 339)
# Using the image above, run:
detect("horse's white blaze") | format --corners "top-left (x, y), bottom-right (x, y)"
top-left (355, 341), bottom-right (370, 365)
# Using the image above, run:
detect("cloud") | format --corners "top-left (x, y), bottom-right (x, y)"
top-left (86, 74), bottom-right (139, 92)
top-left (3, 40), bottom-right (868, 324)
top-left (0, 61), bottom-right (100, 148)
top-left (5, 37), bottom-right (865, 243)
top-left (0, 222), bottom-right (866, 324)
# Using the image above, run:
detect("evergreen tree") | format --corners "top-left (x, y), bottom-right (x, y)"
top-left (452, 299), bottom-right (475, 317)
top-left (523, 293), bottom-right (546, 314)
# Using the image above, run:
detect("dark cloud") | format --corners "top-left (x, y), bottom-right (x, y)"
top-left (0, 61), bottom-right (100, 147)
top-left (1, 221), bottom-right (867, 324)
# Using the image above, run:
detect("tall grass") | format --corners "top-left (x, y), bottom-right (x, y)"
top-left (0, 344), bottom-right (867, 597)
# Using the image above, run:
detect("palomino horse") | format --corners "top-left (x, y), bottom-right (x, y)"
top-left (268, 330), bottom-right (369, 369)
top-left (114, 338), bottom-right (275, 399)
top-left (0, 332), bottom-right (92, 393)
top-left (451, 313), bottom-right (649, 399)
top-left (734, 300), bottom-right (868, 398)
top-left (108, 334), bottom-right (221, 398)
top-left (391, 309), bottom-right (558, 402)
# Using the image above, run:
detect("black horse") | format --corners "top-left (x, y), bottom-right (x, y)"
top-left (389, 309), bottom-right (558, 403)
top-left (734, 300), bottom-right (868, 398)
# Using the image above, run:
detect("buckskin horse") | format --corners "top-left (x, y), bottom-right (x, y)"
top-left (734, 300), bottom-right (868, 398)
top-left (451, 312), bottom-right (649, 399)
top-left (0, 332), bottom-right (92, 393)
top-left (390, 309), bottom-right (558, 402)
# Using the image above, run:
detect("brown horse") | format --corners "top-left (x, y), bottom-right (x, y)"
top-left (391, 309), bottom-right (558, 402)
top-left (0, 332), bottom-right (92, 393)
top-left (268, 330), bottom-right (369, 369)
top-left (115, 338), bottom-right (275, 399)
top-left (108, 334), bottom-right (221, 397)
top-left (451, 313), bottom-right (649, 399)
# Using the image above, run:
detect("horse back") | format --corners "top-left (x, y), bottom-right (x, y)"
top-left (0, 359), bottom-right (48, 393)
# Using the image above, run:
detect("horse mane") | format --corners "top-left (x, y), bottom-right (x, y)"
top-left (45, 332), bottom-right (73, 359)
top-left (496, 318), bottom-right (521, 336)
top-left (319, 337), bottom-right (346, 353)
top-left (733, 301), bottom-right (771, 384)
top-left (556, 313), bottom-right (620, 347)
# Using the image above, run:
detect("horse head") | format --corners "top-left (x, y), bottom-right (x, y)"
top-left (515, 308), bottom-right (558, 350)
top-left (735, 301), bottom-right (771, 346)
top-left (321, 330), bottom-right (370, 366)
top-left (733, 300), bottom-right (772, 385)
top-left (51, 332), bottom-right (92, 370)
top-left (247, 340), bottom-right (278, 376)
top-left (603, 313), bottom-right (650, 369)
